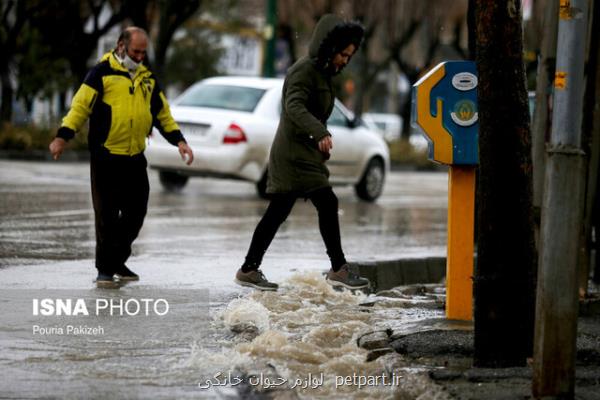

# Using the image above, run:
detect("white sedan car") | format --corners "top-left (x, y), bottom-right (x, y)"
top-left (146, 76), bottom-right (390, 202)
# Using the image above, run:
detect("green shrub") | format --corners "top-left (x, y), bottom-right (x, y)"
top-left (0, 123), bottom-right (88, 151)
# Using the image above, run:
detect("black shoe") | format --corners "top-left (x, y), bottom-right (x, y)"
top-left (115, 265), bottom-right (139, 281)
top-left (95, 273), bottom-right (120, 289)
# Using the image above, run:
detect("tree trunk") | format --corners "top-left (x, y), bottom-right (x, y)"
top-left (352, 44), bottom-right (368, 117)
top-left (399, 69), bottom-right (420, 141)
top-left (593, 0), bottom-right (600, 285)
top-left (399, 91), bottom-right (413, 141)
top-left (472, 0), bottom-right (537, 367)
top-left (1, 71), bottom-right (13, 122)
top-left (152, 0), bottom-right (201, 84)
top-left (594, 173), bottom-right (600, 284)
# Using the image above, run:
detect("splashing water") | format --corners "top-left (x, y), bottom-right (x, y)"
top-left (212, 272), bottom-right (390, 397)
top-left (222, 297), bottom-right (270, 333)
top-left (186, 270), bottom-right (450, 399)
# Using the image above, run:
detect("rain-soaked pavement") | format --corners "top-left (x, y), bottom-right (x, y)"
top-left (0, 159), bottom-right (450, 399)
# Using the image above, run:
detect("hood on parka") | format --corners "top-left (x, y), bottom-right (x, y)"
top-left (307, 14), bottom-right (364, 72)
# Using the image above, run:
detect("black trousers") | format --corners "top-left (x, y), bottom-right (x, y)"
top-left (90, 151), bottom-right (149, 275)
top-left (243, 186), bottom-right (347, 271)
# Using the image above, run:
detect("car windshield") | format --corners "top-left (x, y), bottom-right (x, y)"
top-left (175, 84), bottom-right (266, 112)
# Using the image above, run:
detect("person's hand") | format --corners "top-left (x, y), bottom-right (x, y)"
top-left (178, 141), bottom-right (194, 165)
top-left (318, 135), bottom-right (332, 153)
top-left (49, 138), bottom-right (67, 160)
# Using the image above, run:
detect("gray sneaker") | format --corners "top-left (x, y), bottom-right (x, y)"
top-left (235, 269), bottom-right (278, 291)
top-left (326, 264), bottom-right (369, 289)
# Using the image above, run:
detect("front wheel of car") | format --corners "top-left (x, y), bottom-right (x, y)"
top-left (158, 170), bottom-right (189, 192)
top-left (355, 158), bottom-right (385, 202)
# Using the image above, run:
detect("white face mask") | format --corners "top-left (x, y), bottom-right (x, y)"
top-left (122, 53), bottom-right (141, 72)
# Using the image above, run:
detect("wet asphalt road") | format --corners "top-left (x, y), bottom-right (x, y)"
top-left (0, 159), bottom-right (449, 399)
top-left (0, 159), bottom-right (448, 291)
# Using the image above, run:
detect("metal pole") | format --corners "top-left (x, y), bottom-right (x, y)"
top-left (532, 0), bottom-right (589, 397)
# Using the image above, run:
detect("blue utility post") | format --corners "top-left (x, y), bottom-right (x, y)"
top-left (412, 61), bottom-right (479, 321)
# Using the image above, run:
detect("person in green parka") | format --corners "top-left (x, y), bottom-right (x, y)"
top-left (234, 14), bottom-right (369, 291)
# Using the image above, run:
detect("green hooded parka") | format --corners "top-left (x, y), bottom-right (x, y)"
top-left (266, 15), bottom-right (364, 195)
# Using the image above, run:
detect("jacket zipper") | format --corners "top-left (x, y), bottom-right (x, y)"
top-left (130, 77), bottom-right (135, 155)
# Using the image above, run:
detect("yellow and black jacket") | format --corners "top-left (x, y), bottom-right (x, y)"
top-left (57, 51), bottom-right (184, 156)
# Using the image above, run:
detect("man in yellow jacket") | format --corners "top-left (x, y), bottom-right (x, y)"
top-left (49, 27), bottom-right (193, 288)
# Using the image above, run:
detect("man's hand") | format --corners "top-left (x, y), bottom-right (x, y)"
top-left (49, 138), bottom-right (67, 160)
top-left (318, 135), bottom-right (333, 153)
top-left (178, 141), bottom-right (194, 165)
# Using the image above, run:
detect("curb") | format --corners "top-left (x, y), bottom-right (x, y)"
top-left (357, 257), bottom-right (446, 292)
top-left (361, 257), bottom-right (600, 317)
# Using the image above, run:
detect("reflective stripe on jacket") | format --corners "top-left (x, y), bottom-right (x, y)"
top-left (57, 51), bottom-right (183, 155)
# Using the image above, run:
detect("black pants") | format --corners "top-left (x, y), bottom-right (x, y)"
top-left (90, 151), bottom-right (149, 275)
top-left (243, 187), bottom-right (347, 272)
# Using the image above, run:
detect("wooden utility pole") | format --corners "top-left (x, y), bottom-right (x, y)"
top-left (578, 0), bottom-right (600, 298)
top-left (532, 0), bottom-right (589, 396)
top-left (531, 0), bottom-right (559, 238)
top-left (472, 0), bottom-right (537, 367)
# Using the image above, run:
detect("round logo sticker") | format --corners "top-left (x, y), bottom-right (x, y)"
top-left (452, 72), bottom-right (478, 91)
top-left (451, 99), bottom-right (478, 126)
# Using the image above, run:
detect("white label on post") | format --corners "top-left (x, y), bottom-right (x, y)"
top-left (452, 73), bottom-right (478, 91)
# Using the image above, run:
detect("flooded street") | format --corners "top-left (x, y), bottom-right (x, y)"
top-left (0, 160), bottom-right (449, 399)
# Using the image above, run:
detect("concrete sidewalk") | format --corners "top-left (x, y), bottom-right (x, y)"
top-left (356, 258), bottom-right (600, 400)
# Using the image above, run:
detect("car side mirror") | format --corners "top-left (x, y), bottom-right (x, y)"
top-left (348, 117), bottom-right (360, 129)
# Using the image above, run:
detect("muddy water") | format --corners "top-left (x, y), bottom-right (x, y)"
top-left (192, 272), bottom-right (449, 399)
